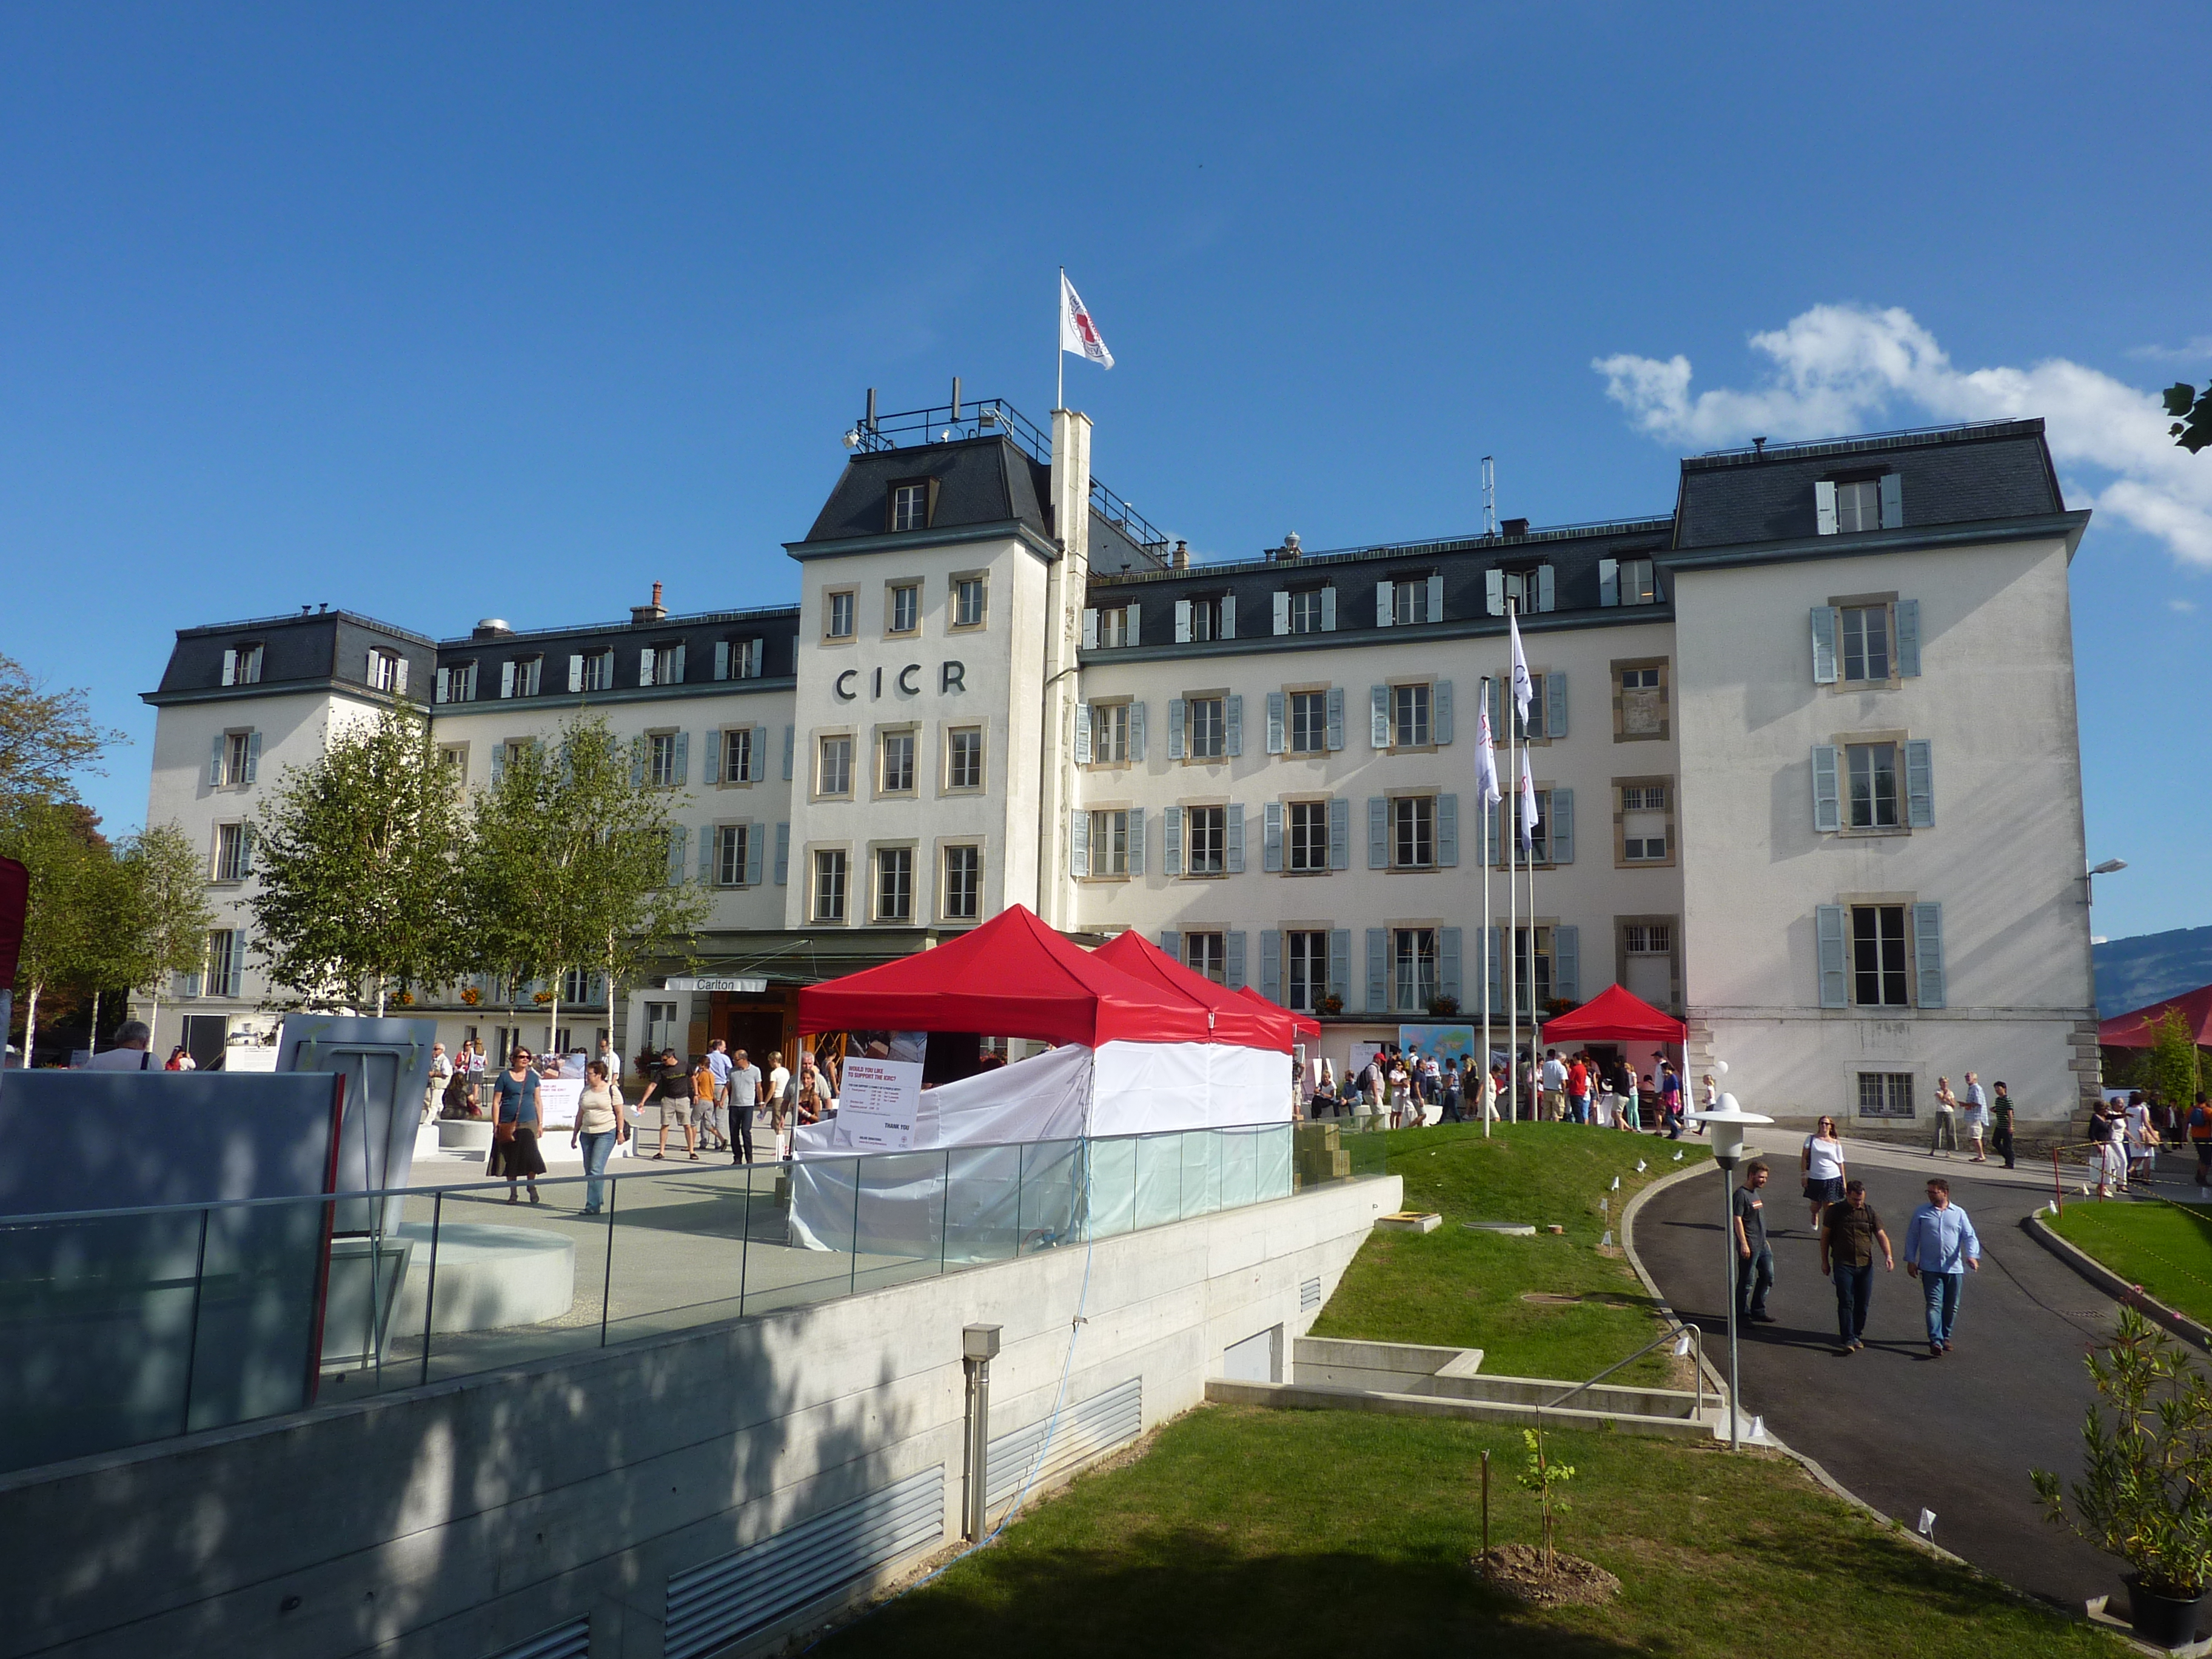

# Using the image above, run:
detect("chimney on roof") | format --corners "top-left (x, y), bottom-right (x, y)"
top-left (1272, 532), bottom-right (1302, 562)
top-left (632, 581), bottom-right (667, 627)
top-left (1501, 517), bottom-right (1530, 538)
top-left (1172, 540), bottom-right (1190, 571)
top-left (1752, 436), bottom-right (1768, 458)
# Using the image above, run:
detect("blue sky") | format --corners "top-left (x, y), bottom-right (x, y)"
top-left (2, 4), bottom-right (2205, 941)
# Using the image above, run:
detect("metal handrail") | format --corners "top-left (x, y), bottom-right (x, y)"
top-left (1538, 1319), bottom-right (1709, 1428)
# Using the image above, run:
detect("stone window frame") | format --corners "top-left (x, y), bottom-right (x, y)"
top-left (882, 575), bottom-right (925, 640)
top-left (1612, 913), bottom-right (1683, 1011)
top-left (1610, 655), bottom-right (1671, 743)
top-left (1611, 774), bottom-right (1678, 870)
top-left (1831, 725), bottom-right (1913, 839)
top-left (1826, 590), bottom-right (1903, 692)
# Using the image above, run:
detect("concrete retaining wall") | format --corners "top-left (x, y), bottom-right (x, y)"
top-left (0, 1173), bottom-right (1399, 1659)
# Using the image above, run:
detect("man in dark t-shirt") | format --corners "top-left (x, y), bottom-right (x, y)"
top-left (1731, 1161), bottom-right (1774, 1325)
top-left (640, 1048), bottom-right (698, 1161)
top-left (1818, 1180), bottom-right (1895, 1352)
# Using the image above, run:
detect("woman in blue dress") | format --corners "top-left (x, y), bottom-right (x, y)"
top-left (487, 1045), bottom-right (547, 1204)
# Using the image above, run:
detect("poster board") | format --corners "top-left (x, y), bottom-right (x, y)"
top-left (1398, 1024), bottom-right (1478, 1065)
top-left (838, 1053), bottom-right (923, 1151)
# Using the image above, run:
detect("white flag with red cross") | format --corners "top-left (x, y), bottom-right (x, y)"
top-left (1060, 273), bottom-right (1113, 369)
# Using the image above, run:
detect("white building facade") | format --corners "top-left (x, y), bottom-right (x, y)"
top-left (136, 403), bottom-right (2099, 1127)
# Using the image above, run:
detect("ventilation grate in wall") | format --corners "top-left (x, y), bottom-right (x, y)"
top-left (985, 1376), bottom-right (1142, 1513)
top-left (663, 1467), bottom-right (943, 1659)
top-left (1301, 1277), bottom-right (1323, 1312)
top-left (488, 1614), bottom-right (589, 1659)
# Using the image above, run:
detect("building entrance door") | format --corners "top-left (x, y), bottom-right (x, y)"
top-left (181, 1014), bottom-right (228, 1071)
top-left (723, 1010), bottom-right (785, 1073)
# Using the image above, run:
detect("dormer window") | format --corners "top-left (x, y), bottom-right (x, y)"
top-left (639, 643), bottom-right (685, 686)
top-left (221, 644), bottom-right (264, 686)
top-left (499, 656), bottom-right (541, 699)
top-left (1817, 473), bottom-right (1902, 535)
top-left (1175, 594), bottom-right (1233, 643)
top-left (367, 647), bottom-right (409, 694)
top-left (890, 481), bottom-right (932, 531)
top-left (435, 662), bottom-right (478, 704)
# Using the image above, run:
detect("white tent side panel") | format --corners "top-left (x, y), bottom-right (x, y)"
top-left (1087, 1041), bottom-right (1289, 1136)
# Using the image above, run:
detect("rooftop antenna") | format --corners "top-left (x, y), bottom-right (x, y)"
top-left (866, 387), bottom-right (877, 433)
top-left (1481, 456), bottom-right (1497, 537)
top-left (951, 377), bottom-right (961, 423)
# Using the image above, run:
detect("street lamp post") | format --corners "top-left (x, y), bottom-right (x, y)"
top-left (1688, 1065), bottom-right (1773, 1453)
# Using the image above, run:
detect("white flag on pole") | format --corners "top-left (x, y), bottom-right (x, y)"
top-left (1475, 697), bottom-right (1502, 808)
top-left (1508, 606), bottom-right (1534, 727)
top-left (1519, 766), bottom-right (1541, 854)
top-left (1061, 273), bottom-right (1113, 369)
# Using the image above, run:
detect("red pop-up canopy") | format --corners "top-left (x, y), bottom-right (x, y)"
top-left (2099, 985), bottom-right (2212, 1048)
top-left (1237, 983), bottom-right (1321, 1041)
top-left (797, 905), bottom-right (1238, 1049)
top-left (1540, 983), bottom-right (1686, 1046)
top-left (1093, 931), bottom-right (1293, 1051)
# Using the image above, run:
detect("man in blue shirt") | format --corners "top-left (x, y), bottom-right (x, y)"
top-left (1903, 1177), bottom-right (1981, 1356)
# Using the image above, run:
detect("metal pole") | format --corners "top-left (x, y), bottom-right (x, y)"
top-left (1480, 675), bottom-right (1492, 1139)
top-left (1506, 609), bottom-right (1519, 1126)
top-left (178, 1206), bottom-right (211, 1436)
top-left (1056, 267), bottom-right (1065, 412)
top-left (1723, 1161), bottom-right (1741, 1451)
top-left (1480, 1449), bottom-right (1491, 1556)
top-left (421, 1190), bottom-right (442, 1387)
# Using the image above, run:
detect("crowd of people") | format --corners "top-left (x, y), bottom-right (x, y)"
top-left (1304, 1042), bottom-right (1723, 1140)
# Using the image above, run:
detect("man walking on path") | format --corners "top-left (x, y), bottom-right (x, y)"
top-left (1962, 1071), bottom-right (1989, 1163)
top-left (726, 1046), bottom-right (762, 1165)
top-left (1989, 1081), bottom-right (2017, 1170)
top-left (1904, 1177), bottom-right (1980, 1356)
top-left (1818, 1179), bottom-right (1894, 1353)
top-left (1732, 1159), bottom-right (1776, 1326)
top-left (1658, 1058), bottom-right (1684, 1139)
top-left (1540, 1049), bottom-right (1567, 1122)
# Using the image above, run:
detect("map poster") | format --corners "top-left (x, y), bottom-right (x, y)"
top-left (838, 1053), bottom-right (923, 1151)
top-left (1397, 1024), bottom-right (1478, 1066)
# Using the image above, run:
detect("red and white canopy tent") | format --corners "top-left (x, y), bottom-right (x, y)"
top-left (1236, 983), bottom-right (1322, 1041)
top-left (1539, 984), bottom-right (1687, 1048)
top-left (2098, 985), bottom-right (2212, 1049)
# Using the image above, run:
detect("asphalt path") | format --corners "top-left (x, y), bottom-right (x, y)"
top-left (1636, 1145), bottom-right (2127, 1608)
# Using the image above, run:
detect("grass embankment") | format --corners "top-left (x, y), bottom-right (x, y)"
top-left (1309, 1121), bottom-right (1710, 1381)
top-left (2049, 1198), bottom-right (2212, 1327)
top-left (818, 1406), bottom-right (2114, 1658)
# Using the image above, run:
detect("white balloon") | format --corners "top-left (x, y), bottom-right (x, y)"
top-left (1714, 1060), bottom-right (1729, 1076)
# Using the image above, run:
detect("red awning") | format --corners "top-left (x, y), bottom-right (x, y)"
top-left (1093, 931), bottom-right (1295, 1051)
top-left (1540, 984), bottom-right (1687, 1045)
top-left (2099, 984), bottom-right (2212, 1048)
top-left (1236, 983), bottom-right (1322, 1041)
top-left (797, 905), bottom-right (1243, 1049)
top-left (0, 857), bottom-right (25, 995)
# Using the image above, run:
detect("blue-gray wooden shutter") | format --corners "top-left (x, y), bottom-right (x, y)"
top-left (1544, 672), bottom-right (1567, 739)
top-left (1321, 585), bottom-right (1336, 631)
top-left (628, 740), bottom-right (642, 789)
top-left (1159, 929), bottom-right (1181, 962)
top-left (1553, 925), bottom-right (1580, 1001)
top-left (1436, 792), bottom-right (1458, 867)
top-left (493, 743), bottom-right (508, 788)
top-left (238, 826), bottom-right (255, 877)
top-left (1375, 580), bottom-right (1392, 628)
top-left (745, 823), bottom-right (763, 886)
top-left (1433, 679), bottom-right (1453, 745)
top-left (1074, 704), bottom-right (1091, 765)
top-left (699, 825), bottom-right (715, 883)
top-left (1263, 802), bottom-right (1282, 872)
top-left (703, 729), bottom-right (722, 786)
top-left (1129, 701), bottom-right (1147, 763)
top-left (1070, 806), bottom-right (1090, 878)
top-left (1168, 699), bottom-right (1187, 760)
top-left (1598, 558), bottom-right (1619, 607)
top-left (667, 826), bottom-right (688, 885)
top-left (638, 647), bottom-right (655, 686)
top-left (1815, 479), bottom-right (1838, 535)
top-left (244, 732), bottom-right (261, 783)
top-left (1905, 739), bottom-right (1934, 827)
top-left (1083, 608), bottom-right (1099, 649)
top-left (1225, 803), bottom-right (1245, 873)
top-left (745, 727), bottom-right (763, 782)
top-left (1440, 927), bottom-right (1463, 1005)
top-left (1486, 677), bottom-right (1502, 740)
top-left (1125, 603), bottom-right (1141, 645)
top-left (670, 643), bottom-right (685, 683)
top-left (1811, 746), bottom-right (1842, 833)
top-left (672, 731), bottom-right (689, 786)
top-left (1811, 607), bottom-right (1839, 684)
top-left (1266, 692), bottom-right (1285, 754)
top-left (1329, 797), bottom-right (1350, 869)
top-left (782, 725), bottom-right (794, 781)
top-left (1895, 598), bottom-right (1922, 677)
top-left (1225, 930), bottom-right (1246, 990)
top-left (1175, 600), bottom-right (1191, 643)
top-left (1220, 594), bottom-right (1236, 640)
top-left (1164, 806), bottom-right (1183, 875)
top-left (1815, 905), bottom-right (1848, 1007)
top-left (1369, 685), bottom-right (1389, 748)
top-left (1914, 902), bottom-right (1946, 1008)
top-left (1127, 806), bottom-right (1145, 874)
top-left (1272, 591), bottom-right (1289, 635)
top-left (1536, 565), bottom-right (1555, 611)
top-left (1550, 788), bottom-right (1573, 863)
top-left (1426, 572), bottom-right (1443, 622)
top-left (570, 652), bottom-right (587, 692)
top-left (1486, 799), bottom-right (1501, 869)
top-left (1367, 797), bottom-right (1387, 869)
top-left (1260, 930), bottom-right (1281, 1000)
top-left (1879, 471), bottom-right (1903, 529)
top-left (501, 659), bottom-right (517, 699)
top-left (1326, 686), bottom-right (1344, 750)
top-left (1486, 568), bottom-right (1505, 615)
top-left (773, 822), bottom-right (789, 885)
top-left (712, 641), bottom-right (729, 681)
top-left (1329, 928), bottom-right (1350, 1003)
top-left (208, 733), bottom-right (226, 788)
top-left (1365, 928), bottom-right (1388, 1014)
top-left (1487, 927), bottom-right (1504, 1014)
top-left (1225, 694), bottom-right (1244, 757)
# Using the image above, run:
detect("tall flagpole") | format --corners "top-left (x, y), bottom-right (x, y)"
top-left (1505, 608), bottom-right (1520, 1127)
top-left (1480, 673), bottom-right (1493, 1139)
top-left (1056, 266), bottom-right (1065, 412)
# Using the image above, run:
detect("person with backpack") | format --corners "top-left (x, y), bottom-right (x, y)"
top-left (639, 1047), bottom-right (699, 1161)
top-left (2190, 1093), bottom-right (2212, 1188)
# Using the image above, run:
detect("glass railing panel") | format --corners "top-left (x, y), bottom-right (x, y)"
top-left (1179, 1130), bottom-right (1221, 1220)
top-left (316, 1189), bottom-right (443, 1403)
top-left (943, 1145), bottom-right (1022, 1266)
top-left (596, 1161), bottom-right (760, 1338)
top-left (417, 1173), bottom-right (615, 1382)
top-left (850, 1151), bottom-right (951, 1294)
top-left (1220, 1128), bottom-right (1259, 1211)
top-left (1132, 1131), bottom-right (1183, 1232)
top-left (1087, 1136), bottom-right (1137, 1239)
top-left (1017, 1139), bottom-right (1082, 1256)
top-left (1256, 1124), bottom-right (1295, 1202)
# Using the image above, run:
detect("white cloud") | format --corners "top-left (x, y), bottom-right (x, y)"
top-left (2127, 337), bottom-right (2212, 364)
top-left (2170, 597), bottom-right (2197, 614)
top-left (1593, 304), bottom-right (2212, 567)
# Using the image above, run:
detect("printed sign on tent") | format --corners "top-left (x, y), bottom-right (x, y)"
top-left (838, 1031), bottom-right (928, 1151)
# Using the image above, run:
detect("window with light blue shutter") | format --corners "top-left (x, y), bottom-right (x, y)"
top-left (1263, 803), bottom-right (1283, 872)
top-left (1225, 931), bottom-right (1245, 991)
top-left (1329, 929), bottom-right (1350, 1003)
top-left (782, 725), bottom-right (794, 781)
top-left (773, 823), bottom-right (789, 885)
top-left (1159, 930), bottom-right (1181, 961)
top-left (244, 732), bottom-right (261, 783)
top-left (1127, 806), bottom-right (1145, 874)
top-left (1811, 607), bottom-right (1839, 684)
top-left (1434, 680), bottom-right (1453, 745)
top-left (667, 826), bottom-right (688, 886)
top-left (745, 825), bottom-right (763, 886)
top-left (1326, 687), bottom-right (1344, 751)
top-left (1074, 704), bottom-right (1091, 765)
top-left (1426, 572), bottom-right (1443, 622)
top-left (1913, 902), bottom-right (1946, 1008)
top-left (1815, 905), bottom-right (1848, 1008)
top-left (1369, 686), bottom-right (1389, 748)
top-left (1439, 927), bottom-right (1463, 1005)
top-left (1375, 580), bottom-right (1392, 628)
top-left (493, 745), bottom-right (508, 788)
top-left (703, 730), bottom-right (722, 785)
top-left (1879, 471), bottom-right (1903, 530)
top-left (1811, 746), bottom-right (1842, 833)
top-left (1168, 700), bottom-right (1187, 760)
top-left (1550, 789), bottom-right (1574, 863)
top-left (1260, 930), bottom-right (1281, 1000)
top-left (1329, 797), bottom-right (1350, 869)
top-left (1544, 673), bottom-right (1567, 739)
top-left (1905, 739), bottom-right (1934, 826)
top-left (1553, 925), bottom-right (1579, 1001)
top-left (673, 731), bottom-right (689, 787)
top-left (1225, 695), bottom-right (1244, 757)
top-left (1599, 558), bottom-right (1619, 607)
top-left (1070, 807), bottom-right (1090, 878)
top-left (1321, 586), bottom-right (1336, 631)
top-left (1129, 702), bottom-right (1147, 763)
top-left (207, 734), bottom-right (226, 788)
top-left (1436, 793), bottom-right (1458, 867)
top-left (699, 828), bottom-right (714, 883)
top-left (1895, 598), bottom-right (1922, 677)
top-left (1365, 929), bottom-right (1388, 1014)
top-left (1164, 806), bottom-right (1182, 875)
top-left (1225, 804), bottom-right (1245, 873)
top-left (1174, 600), bottom-right (1191, 644)
top-left (1266, 692), bottom-right (1285, 755)
top-left (1367, 797), bottom-right (1387, 870)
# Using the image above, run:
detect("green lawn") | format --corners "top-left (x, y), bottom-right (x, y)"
top-left (818, 1405), bottom-right (2114, 1658)
top-left (2049, 1198), bottom-right (2212, 1327)
top-left (1310, 1121), bottom-right (1712, 1381)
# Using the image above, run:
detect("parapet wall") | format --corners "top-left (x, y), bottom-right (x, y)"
top-left (1, 1173), bottom-right (1399, 1659)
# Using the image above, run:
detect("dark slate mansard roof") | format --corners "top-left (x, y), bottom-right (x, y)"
top-left (146, 609), bottom-right (437, 706)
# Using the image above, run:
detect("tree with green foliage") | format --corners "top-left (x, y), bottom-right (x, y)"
top-left (0, 652), bottom-right (128, 806)
top-left (115, 821), bottom-right (217, 1049)
top-left (2145, 1005), bottom-right (2204, 1116)
top-left (248, 700), bottom-right (472, 1013)
top-left (467, 713), bottom-right (708, 1057)
top-left (2167, 383), bottom-right (2212, 455)
top-left (0, 798), bottom-right (110, 1062)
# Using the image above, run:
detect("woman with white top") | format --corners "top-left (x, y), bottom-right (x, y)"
top-left (1388, 1059), bottom-right (1412, 1128)
top-left (569, 1059), bottom-right (626, 1216)
top-left (1801, 1115), bottom-right (1848, 1229)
